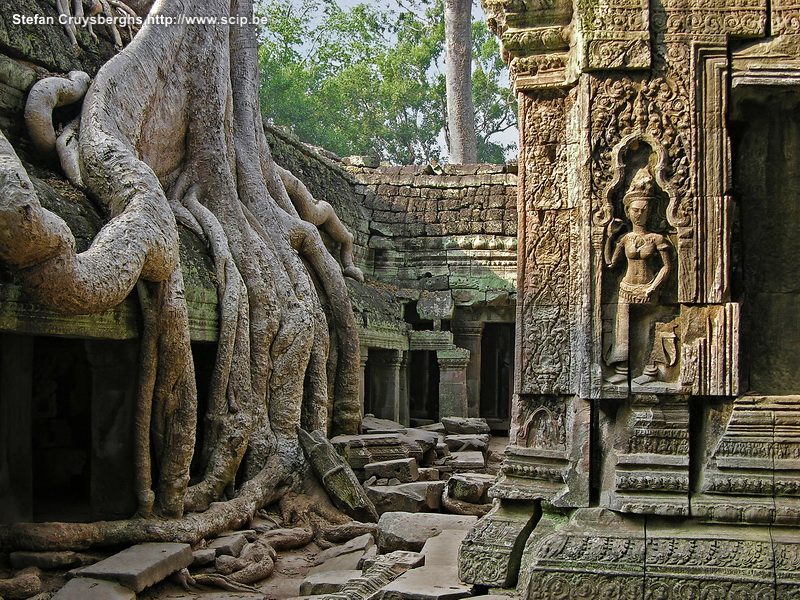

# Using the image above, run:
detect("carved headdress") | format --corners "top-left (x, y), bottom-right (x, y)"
top-left (623, 166), bottom-right (656, 207)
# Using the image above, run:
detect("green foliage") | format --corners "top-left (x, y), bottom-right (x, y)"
top-left (257, 0), bottom-right (516, 164)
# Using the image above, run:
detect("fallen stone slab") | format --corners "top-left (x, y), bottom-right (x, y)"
top-left (52, 577), bottom-right (135, 600)
top-left (300, 569), bottom-right (362, 595)
top-left (377, 512), bottom-right (478, 553)
top-left (447, 473), bottom-right (496, 504)
top-left (192, 548), bottom-right (217, 567)
top-left (444, 434), bottom-right (489, 454)
top-left (364, 458), bottom-right (419, 483)
top-left (188, 594), bottom-right (267, 600)
top-left (418, 467), bottom-right (440, 481)
top-left (209, 532), bottom-right (248, 557)
top-left (377, 565), bottom-right (474, 600)
top-left (363, 416), bottom-right (407, 433)
top-left (308, 550), bottom-right (366, 574)
top-left (77, 542), bottom-right (192, 593)
top-left (418, 423), bottom-right (446, 434)
top-left (313, 533), bottom-right (374, 566)
top-left (447, 451), bottom-right (486, 472)
top-left (400, 429), bottom-right (441, 455)
top-left (441, 417), bottom-right (490, 435)
top-left (361, 550), bottom-right (425, 571)
top-left (421, 530), bottom-right (471, 567)
top-left (366, 481), bottom-right (445, 515)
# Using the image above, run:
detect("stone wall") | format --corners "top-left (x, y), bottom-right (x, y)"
top-left (458, 0), bottom-right (800, 597)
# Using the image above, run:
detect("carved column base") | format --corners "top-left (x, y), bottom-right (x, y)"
top-left (516, 508), bottom-right (800, 600)
top-left (458, 501), bottom-right (539, 588)
top-left (601, 394), bottom-right (690, 517)
top-left (695, 395), bottom-right (800, 526)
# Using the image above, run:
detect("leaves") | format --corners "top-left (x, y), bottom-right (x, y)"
top-left (257, 0), bottom-right (516, 164)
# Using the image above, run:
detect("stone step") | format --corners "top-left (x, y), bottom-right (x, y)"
top-left (77, 542), bottom-right (192, 593)
top-left (300, 569), bottom-right (363, 595)
top-left (377, 565), bottom-right (474, 600)
top-left (52, 577), bottom-right (136, 600)
top-left (421, 530), bottom-right (471, 567)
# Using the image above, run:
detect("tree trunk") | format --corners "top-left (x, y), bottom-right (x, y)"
top-left (444, 0), bottom-right (477, 164)
top-left (0, 0), bottom-right (362, 550)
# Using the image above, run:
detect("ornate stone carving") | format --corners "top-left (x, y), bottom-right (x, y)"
top-left (601, 394), bottom-right (690, 516)
top-left (679, 304), bottom-right (740, 397)
top-left (458, 502), bottom-right (539, 587)
top-left (495, 395), bottom-right (590, 506)
top-left (579, 0), bottom-right (651, 70)
top-left (694, 396), bottom-right (800, 525)
top-left (772, 0), bottom-right (800, 35)
top-left (652, 0), bottom-right (767, 41)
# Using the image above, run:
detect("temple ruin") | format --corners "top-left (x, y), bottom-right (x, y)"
top-left (0, 0), bottom-right (800, 598)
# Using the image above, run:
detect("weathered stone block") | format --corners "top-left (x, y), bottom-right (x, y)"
top-left (366, 481), bottom-right (445, 515)
top-left (377, 512), bottom-right (478, 553)
top-left (209, 533), bottom-right (248, 557)
top-left (444, 434), bottom-right (489, 453)
top-left (364, 458), bottom-right (419, 483)
top-left (447, 473), bottom-right (496, 504)
top-left (442, 417), bottom-right (490, 434)
top-left (447, 451), bottom-right (486, 472)
top-left (377, 566), bottom-right (474, 600)
top-left (300, 570), bottom-right (362, 595)
top-left (421, 530), bottom-right (471, 567)
top-left (77, 543), bottom-right (192, 593)
top-left (52, 578), bottom-right (136, 600)
top-left (459, 502), bottom-right (538, 588)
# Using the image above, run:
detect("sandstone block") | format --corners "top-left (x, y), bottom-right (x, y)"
top-left (444, 434), bottom-right (489, 454)
top-left (77, 543), bottom-right (192, 593)
top-left (209, 533), bottom-right (248, 557)
top-left (300, 570), bottom-right (362, 595)
top-left (364, 458), bottom-right (419, 483)
top-left (447, 473), bottom-right (496, 504)
top-left (448, 451), bottom-right (486, 472)
top-left (377, 565), bottom-right (473, 600)
top-left (377, 512), bottom-right (478, 553)
top-left (366, 481), bottom-right (445, 515)
top-left (441, 417), bottom-right (490, 435)
top-left (52, 578), bottom-right (135, 600)
top-left (421, 530), bottom-right (471, 567)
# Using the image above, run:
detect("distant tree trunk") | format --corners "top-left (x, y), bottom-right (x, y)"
top-left (444, 0), bottom-right (477, 164)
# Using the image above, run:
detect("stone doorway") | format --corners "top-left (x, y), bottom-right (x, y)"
top-left (733, 92), bottom-right (800, 394)
top-left (479, 323), bottom-right (514, 430)
top-left (408, 350), bottom-right (439, 424)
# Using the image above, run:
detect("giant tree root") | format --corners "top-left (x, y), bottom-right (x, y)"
top-left (0, 457), bottom-right (290, 551)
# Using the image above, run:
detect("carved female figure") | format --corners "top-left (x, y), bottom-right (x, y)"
top-left (604, 166), bottom-right (672, 384)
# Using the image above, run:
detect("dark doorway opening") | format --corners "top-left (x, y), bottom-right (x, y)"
top-left (31, 337), bottom-right (92, 522)
top-left (480, 323), bottom-right (514, 429)
top-left (409, 350), bottom-right (439, 423)
top-left (732, 94), bottom-right (800, 394)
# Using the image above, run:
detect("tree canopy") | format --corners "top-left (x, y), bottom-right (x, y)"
top-left (257, 0), bottom-right (517, 164)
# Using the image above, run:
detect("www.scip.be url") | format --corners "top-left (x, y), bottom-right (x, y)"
top-left (12, 13), bottom-right (269, 28)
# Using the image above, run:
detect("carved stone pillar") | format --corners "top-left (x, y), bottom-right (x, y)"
top-left (368, 350), bottom-right (402, 423)
top-left (0, 334), bottom-right (33, 523)
top-left (437, 347), bottom-right (470, 419)
top-left (398, 351), bottom-right (409, 426)
top-left (452, 320), bottom-right (483, 418)
top-left (358, 345), bottom-right (369, 412)
top-left (85, 339), bottom-right (139, 521)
